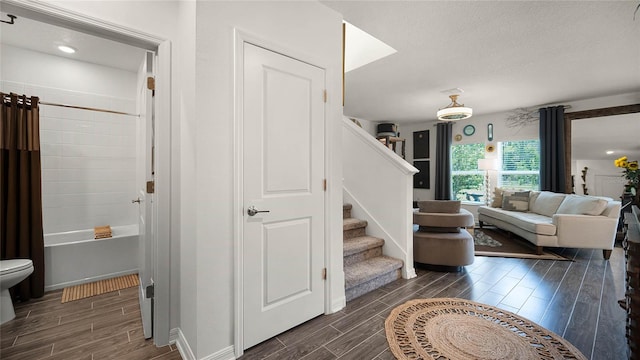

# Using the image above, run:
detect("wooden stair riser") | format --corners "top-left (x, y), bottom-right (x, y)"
top-left (343, 227), bottom-right (366, 240)
top-left (344, 247), bottom-right (383, 267)
top-left (345, 269), bottom-right (401, 302)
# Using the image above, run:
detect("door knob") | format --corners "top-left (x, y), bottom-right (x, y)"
top-left (247, 206), bottom-right (270, 216)
top-left (132, 198), bottom-right (142, 204)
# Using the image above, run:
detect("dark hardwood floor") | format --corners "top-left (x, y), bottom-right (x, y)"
top-left (240, 245), bottom-right (628, 360)
top-left (1, 245), bottom-right (628, 360)
top-left (0, 286), bottom-right (181, 360)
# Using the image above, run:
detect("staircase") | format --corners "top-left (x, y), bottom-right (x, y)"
top-left (343, 204), bottom-right (404, 301)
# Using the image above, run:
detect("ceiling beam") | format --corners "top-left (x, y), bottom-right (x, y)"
top-left (565, 104), bottom-right (640, 121)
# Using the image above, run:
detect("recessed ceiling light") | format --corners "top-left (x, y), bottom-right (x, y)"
top-left (57, 45), bottom-right (76, 54)
top-left (606, 150), bottom-right (614, 155)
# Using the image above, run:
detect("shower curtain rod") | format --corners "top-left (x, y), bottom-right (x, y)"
top-left (2, 93), bottom-right (139, 117)
top-left (40, 102), bottom-right (140, 117)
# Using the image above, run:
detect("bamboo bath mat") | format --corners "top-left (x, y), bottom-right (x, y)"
top-left (61, 274), bottom-right (139, 303)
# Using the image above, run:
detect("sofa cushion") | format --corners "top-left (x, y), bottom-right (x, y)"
top-left (502, 194), bottom-right (530, 211)
top-left (414, 209), bottom-right (474, 228)
top-left (528, 191), bottom-right (540, 209)
top-left (418, 200), bottom-right (460, 213)
top-left (556, 194), bottom-right (609, 215)
top-left (478, 206), bottom-right (556, 236)
top-left (530, 191), bottom-right (566, 217)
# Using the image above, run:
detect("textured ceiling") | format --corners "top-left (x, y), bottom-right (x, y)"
top-left (2, 2), bottom-right (638, 161)
top-left (322, 1), bottom-right (640, 123)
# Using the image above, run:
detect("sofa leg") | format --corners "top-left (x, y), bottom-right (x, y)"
top-left (603, 249), bottom-right (612, 260)
top-left (536, 246), bottom-right (543, 255)
top-left (478, 221), bottom-right (484, 228)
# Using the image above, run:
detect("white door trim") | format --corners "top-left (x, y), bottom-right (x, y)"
top-left (3, 0), bottom-right (173, 346)
top-left (233, 28), bottom-right (331, 357)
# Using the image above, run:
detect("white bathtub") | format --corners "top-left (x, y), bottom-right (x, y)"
top-left (44, 224), bottom-right (139, 291)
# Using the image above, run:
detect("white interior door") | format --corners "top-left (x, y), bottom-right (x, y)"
top-left (136, 51), bottom-right (156, 339)
top-left (242, 43), bottom-right (326, 349)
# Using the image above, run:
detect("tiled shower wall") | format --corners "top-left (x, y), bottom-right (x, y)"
top-left (2, 80), bottom-right (137, 234)
top-left (1, 46), bottom-right (139, 234)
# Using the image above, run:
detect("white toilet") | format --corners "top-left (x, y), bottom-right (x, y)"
top-left (0, 259), bottom-right (34, 325)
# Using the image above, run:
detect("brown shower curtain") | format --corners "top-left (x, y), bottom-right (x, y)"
top-left (1, 92), bottom-right (45, 300)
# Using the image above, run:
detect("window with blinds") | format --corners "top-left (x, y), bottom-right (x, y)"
top-left (499, 140), bottom-right (540, 190)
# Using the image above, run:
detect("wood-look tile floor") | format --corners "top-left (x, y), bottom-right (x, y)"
top-left (240, 245), bottom-right (629, 360)
top-left (0, 286), bottom-right (181, 360)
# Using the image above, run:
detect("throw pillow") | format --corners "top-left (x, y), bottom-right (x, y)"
top-left (502, 194), bottom-right (530, 212)
top-left (491, 187), bottom-right (505, 207)
top-left (555, 194), bottom-right (608, 215)
top-left (491, 188), bottom-right (517, 208)
top-left (530, 191), bottom-right (566, 217)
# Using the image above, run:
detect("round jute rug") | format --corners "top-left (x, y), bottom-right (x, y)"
top-left (384, 298), bottom-right (587, 360)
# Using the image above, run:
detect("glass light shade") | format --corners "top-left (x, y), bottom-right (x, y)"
top-left (478, 158), bottom-right (499, 171)
top-left (436, 94), bottom-right (473, 121)
top-left (437, 106), bottom-right (473, 121)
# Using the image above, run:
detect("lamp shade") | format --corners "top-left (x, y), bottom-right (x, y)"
top-left (478, 158), bottom-right (499, 171)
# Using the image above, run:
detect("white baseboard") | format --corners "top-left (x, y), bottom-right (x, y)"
top-left (202, 346), bottom-right (236, 360)
top-left (175, 328), bottom-right (196, 360)
top-left (44, 269), bottom-right (138, 291)
top-left (332, 296), bottom-right (346, 313)
top-left (174, 329), bottom-right (236, 360)
top-left (169, 328), bottom-right (179, 344)
top-left (405, 267), bottom-right (417, 279)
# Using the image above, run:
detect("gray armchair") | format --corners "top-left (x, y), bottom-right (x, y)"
top-left (413, 200), bottom-right (475, 270)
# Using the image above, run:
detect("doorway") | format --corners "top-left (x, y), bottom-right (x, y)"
top-left (0, 3), bottom-right (172, 346)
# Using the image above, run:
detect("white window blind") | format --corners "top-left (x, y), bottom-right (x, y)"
top-left (499, 140), bottom-right (540, 190)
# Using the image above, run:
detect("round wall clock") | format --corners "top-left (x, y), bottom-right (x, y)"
top-left (463, 125), bottom-right (475, 136)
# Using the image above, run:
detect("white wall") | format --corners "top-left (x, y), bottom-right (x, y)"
top-left (1, 45), bottom-right (138, 234)
top-left (193, 2), bottom-right (343, 358)
top-left (177, 0), bottom-right (197, 355)
top-left (575, 160), bottom-right (626, 199)
top-left (347, 116), bottom-right (378, 137)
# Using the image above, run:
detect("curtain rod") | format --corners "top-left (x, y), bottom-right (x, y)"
top-left (2, 93), bottom-right (139, 117)
top-left (40, 102), bottom-right (139, 117)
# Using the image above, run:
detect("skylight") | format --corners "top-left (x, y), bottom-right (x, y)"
top-left (344, 21), bottom-right (396, 73)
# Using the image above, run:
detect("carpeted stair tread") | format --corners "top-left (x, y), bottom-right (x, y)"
top-left (343, 217), bottom-right (367, 231)
top-left (344, 236), bottom-right (385, 257)
top-left (343, 204), bottom-right (353, 219)
top-left (345, 256), bottom-right (403, 288)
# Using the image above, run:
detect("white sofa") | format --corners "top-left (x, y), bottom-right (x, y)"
top-left (478, 190), bottom-right (621, 259)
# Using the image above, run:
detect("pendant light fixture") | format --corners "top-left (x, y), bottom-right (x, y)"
top-left (437, 94), bottom-right (473, 121)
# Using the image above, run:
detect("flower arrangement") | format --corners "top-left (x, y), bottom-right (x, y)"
top-left (614, 156), bottom-right (640, 195)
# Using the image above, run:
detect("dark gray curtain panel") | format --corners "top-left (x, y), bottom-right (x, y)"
top-left (539, 106), bottom-right (566, 193)
top-left (435, 122), bottom-right (452, 200)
